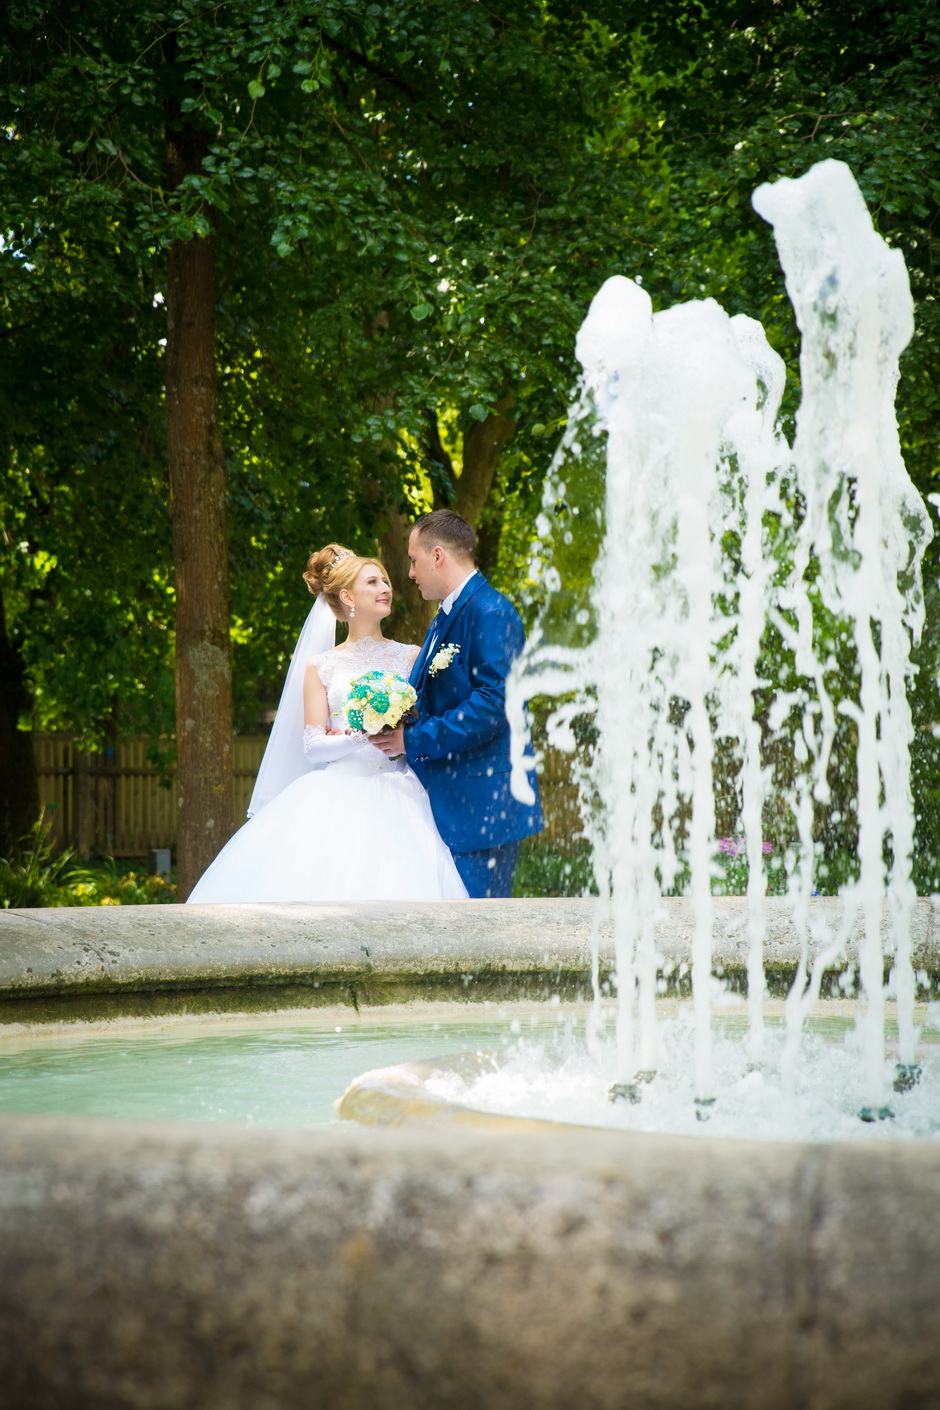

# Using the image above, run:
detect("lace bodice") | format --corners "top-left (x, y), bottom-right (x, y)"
top-left (310, 636), bottom-right (418, 728)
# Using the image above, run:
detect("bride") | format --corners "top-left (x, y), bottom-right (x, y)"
top-left (187, 544), bottom-right (467, 903)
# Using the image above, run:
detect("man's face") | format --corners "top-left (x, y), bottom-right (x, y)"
top-left (408, 530), bottom-right (444, 600)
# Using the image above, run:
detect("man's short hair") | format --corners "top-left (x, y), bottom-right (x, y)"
top-left (412, 509), bottom-right (477, 561)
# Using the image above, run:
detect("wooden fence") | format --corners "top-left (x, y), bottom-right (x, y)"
top-left (35, 736), bottom-right (266, 857)
top-left (34, 734), bottom-right (582, 857)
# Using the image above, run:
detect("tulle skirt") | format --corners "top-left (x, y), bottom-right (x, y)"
top-left (187, 753), bottom-right (467, 903)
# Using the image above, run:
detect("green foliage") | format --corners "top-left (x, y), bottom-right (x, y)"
top-left (513, 837), bottom-right (597, 898)
top-left (907, 575), bottom-right (940, 892)
top-left (590, 1), bottom-right (940, 886)
top-left (2, 0), bottom-right (939, 883)
top-left (1, 0), bottom-right (652, 739)
top-left (0, 818), bottom-right (78, 908)
top-left (63, 858), bottom-right (177, 906)
top-left (615, 0), bottom-right (940, 491)
top-left (0, 293), bottom-right (173, 745)
top-left (710, 839), bottom-right (790, 899)
top-left (0, 820), bottom-right (176, 907)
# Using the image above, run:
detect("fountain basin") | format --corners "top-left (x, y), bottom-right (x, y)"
top-left (1, 899), bottom-right (939, 1408)
top-left (2, 896), bottom-right (939, 1024)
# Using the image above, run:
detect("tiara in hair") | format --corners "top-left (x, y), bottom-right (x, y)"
top-left (330, 550), bottom-right (352, 567)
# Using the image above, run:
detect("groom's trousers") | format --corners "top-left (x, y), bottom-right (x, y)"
top-left (452, 840), bottom-right (521, 899)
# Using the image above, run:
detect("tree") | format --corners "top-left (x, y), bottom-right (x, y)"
top-left (9, 0), bottom-right (933, 888)
top-left (1, 0), bottom-right (645, 883)
top-left (608, 0), bottom-right (939, 486)
top-left (0, 233), bottom-right (171, 854)
top-left (585, 0), bottom-right (940, 878)
top-left (164, 104), bottom-right (234, 881)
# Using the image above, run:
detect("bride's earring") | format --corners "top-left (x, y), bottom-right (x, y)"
top-left (348, 602), bottom-right (355, 619)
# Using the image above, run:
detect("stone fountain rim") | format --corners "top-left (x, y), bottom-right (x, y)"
top-left (1, 895), bottom-right (938, 1008)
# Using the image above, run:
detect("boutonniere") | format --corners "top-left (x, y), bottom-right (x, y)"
top-left (428, 643), bottom-right (460, 676)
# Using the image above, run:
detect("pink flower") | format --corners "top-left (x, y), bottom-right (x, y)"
top-left (718, 836), bottom-right (773, 858)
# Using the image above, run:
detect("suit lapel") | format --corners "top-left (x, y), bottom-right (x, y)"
top-left (410, 608), bottom-right (445, 688)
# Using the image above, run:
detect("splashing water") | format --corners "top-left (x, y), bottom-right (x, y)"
top-left (508, 159), bottom-right (935, 1127)
top-left (424, 1004), bottom-right (940, 1143)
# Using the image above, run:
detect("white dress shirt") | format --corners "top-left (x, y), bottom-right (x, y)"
top-left (441, 569), bottom-right (478, 616)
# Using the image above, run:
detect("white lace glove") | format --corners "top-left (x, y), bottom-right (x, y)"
top-left (302, 725), bottom-right (365, 766)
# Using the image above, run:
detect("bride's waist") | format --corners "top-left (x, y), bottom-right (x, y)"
top-left (325, 749), bottom-right (408, 778)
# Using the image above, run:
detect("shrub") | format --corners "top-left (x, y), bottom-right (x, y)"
top-left (0, 820), bottom-right (177, 907)
top-left (0, 819), bottom-right (78, 908)
top-left (514, 837), bottom-right (597, 898)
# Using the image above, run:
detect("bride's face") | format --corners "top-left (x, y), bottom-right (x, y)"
top-left (346, 564), bottom-right (392, 621)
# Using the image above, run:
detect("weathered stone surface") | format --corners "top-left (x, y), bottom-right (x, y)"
top-left (0, 898), bottom-right (595, 993)
top-left (1, 897), bottom-right (938, 1021)
top-left (0, 1113), bottom-right (937, 1410)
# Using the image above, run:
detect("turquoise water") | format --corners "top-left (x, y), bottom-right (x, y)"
top-left (2, 999), bottom-right (937, 1138)
top-left (0, 1010), bottom-right (534, 1127)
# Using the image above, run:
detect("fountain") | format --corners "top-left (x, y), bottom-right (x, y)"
top-left (498, 157), bottom-right (937, 1129)
top-left (1, 160), bottom-right (939, 1407)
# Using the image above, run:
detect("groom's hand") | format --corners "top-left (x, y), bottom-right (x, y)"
top-left (370, 726), bottom-right (405, 756)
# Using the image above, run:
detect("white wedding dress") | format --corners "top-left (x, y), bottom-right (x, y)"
top-left (187, 636), bottom-right (467, 903)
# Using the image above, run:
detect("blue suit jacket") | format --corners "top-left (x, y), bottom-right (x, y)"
top-left (405, 574), bottom-right (543, 853)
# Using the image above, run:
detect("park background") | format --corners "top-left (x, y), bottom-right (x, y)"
top-left (1, 0), bottom-right (939, 902)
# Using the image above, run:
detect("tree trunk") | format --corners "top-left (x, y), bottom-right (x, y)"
top-left (0, 584), bottom-right (40, 856)
top-left (457, 392), bottom-right (516, 527)
top-left (71, 745), bottom-right (92, 858)
top-left (165, 119), bottom-right (234, 899)
top-left (378, 503), bottom-right (435, 645)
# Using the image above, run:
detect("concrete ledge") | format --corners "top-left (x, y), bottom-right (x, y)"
top-left (2, 897), bottom-right (939, 1023)
top-left (0, 1112), bottom-right (937, 1410)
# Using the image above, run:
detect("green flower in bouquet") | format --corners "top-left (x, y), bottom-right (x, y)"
top-left (344, 670), bottom-right (417, 735)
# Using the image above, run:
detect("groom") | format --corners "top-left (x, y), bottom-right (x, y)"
top-left (372, 508), bottom-right (543, 897)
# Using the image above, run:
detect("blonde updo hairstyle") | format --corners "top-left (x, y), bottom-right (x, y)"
top-left (302, 543), bottom-right (391, 621)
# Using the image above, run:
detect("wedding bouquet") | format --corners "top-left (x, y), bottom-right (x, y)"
top-left (343, 671), bottom-right (417, 735)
